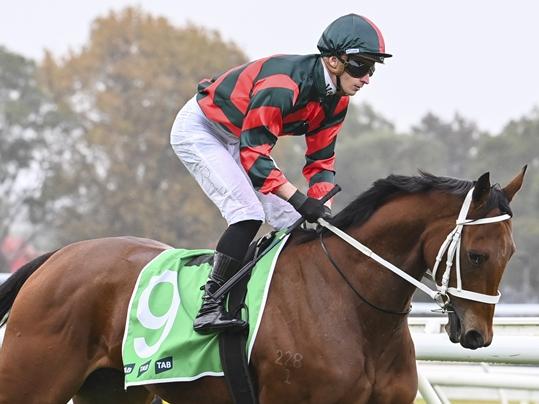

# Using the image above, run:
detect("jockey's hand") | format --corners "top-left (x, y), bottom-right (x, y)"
top-left (288, 190), bottom-right (332, 223)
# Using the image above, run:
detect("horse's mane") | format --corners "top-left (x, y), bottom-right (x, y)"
top-left (294, 171), bottom-right (512, 243)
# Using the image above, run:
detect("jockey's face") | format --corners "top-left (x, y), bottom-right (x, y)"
top-left (323, 55), bottom-right (372, 96)
top-left (339, 69), bottom-right (370, 96)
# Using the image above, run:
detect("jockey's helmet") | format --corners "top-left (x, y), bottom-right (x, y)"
top-left (317, 14), bottom-right (392, 63)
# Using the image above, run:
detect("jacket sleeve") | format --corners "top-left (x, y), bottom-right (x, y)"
top-left (303, 97), bottom-right (349, 199)
top-left (239, 75), bottom-right (299, 194)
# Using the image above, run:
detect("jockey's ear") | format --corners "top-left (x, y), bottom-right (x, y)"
top-left (502, 165), bottom-right (527, 202)
top-left (323, 55), bottom-right (345, 75)
top-left (472, 172), bottom-right (491, 206)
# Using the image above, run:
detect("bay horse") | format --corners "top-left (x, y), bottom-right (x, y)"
top-left (0, 169), bottom-right (525, 404)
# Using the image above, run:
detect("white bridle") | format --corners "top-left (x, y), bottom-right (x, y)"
top-left (318, 187), bottom-right (512, 309)
top-left (429, 187), bottom-right (511, 304)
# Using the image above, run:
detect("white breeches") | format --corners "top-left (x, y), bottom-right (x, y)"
top-left (170, 96), bottom-right (301, 229)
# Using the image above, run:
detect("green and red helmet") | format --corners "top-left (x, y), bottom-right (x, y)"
top-left (317, 14), bottom-right (392, 63)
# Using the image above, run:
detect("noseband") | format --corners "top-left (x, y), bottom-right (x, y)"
top-left (318, 187), bottom-right (511, 312)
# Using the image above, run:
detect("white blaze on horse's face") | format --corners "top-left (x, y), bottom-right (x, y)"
top-left (441, 167), bottom-right (526, 349)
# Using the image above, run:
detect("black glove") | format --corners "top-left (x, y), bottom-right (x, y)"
top-left (288, 190), bottom-right (332, 223)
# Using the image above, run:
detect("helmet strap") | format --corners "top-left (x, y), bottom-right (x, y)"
top-left (322, 55), bottom-right (346, 94)
top-left (332, 55), bottom-right (347, 94)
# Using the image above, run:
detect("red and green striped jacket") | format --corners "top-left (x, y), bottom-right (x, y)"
top-left (196, 54), bottom-right (349, 199)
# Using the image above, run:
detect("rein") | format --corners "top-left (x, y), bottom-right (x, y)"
top-left (317, 187), bottom-right (511, 311)
top-left (319, 231), bottom-right (411, 315)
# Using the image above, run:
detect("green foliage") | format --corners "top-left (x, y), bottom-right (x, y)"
top-left (332, 106), bottom-right (485, 208)
top-left (36, 7), bottom-right (247, 247)
top-left (471, 109), bottom-right (539, 302)
top-left (0, 46), bottom-right (77, 259)
top-left (412, 112), bottom-right (486, 178)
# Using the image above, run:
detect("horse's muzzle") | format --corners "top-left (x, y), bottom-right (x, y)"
top-left (461, 329), bottom-right (485, 350)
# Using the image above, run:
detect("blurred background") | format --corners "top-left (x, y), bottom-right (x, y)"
top-left (0, 1), bottom-right (537, 302)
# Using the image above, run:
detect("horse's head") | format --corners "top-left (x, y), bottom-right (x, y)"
top-left (425, 167), bottom-right (526, 349)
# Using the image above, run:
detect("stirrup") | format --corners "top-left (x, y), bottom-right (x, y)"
top-left (194, 313), bottom-right (247, 334)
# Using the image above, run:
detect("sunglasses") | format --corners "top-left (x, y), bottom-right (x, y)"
top-left (338, 56), bottom-right (375, 78)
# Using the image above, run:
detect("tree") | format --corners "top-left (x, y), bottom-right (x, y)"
top-left (0, 46), bottom-right (77, 258)
top-left (332, 104), bottom-right (449, 206)
top-left (468, 109), bottom-right (539, 302)
top-left (344, 102), bottom-right (395, 136)
top-left (37, 7), bottom-right (247, 248)
top-left (271, 102), bottom-right (401, 208)
top-left (411, 112), bottom-right (486, 178)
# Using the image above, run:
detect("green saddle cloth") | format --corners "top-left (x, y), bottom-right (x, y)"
top-left (121, 235), bottom-right (289, 388)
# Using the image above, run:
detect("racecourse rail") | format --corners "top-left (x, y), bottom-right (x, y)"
top-left (1, 274), bottom-right (538, 403)
top-left (411, 303), bottom-right (539, 403)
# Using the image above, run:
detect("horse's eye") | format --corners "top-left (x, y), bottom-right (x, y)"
top-left (468, 251), bottom-right (487, 266)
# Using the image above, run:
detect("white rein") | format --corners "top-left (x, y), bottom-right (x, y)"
top-left (317, 187), bottom-right (511, 309)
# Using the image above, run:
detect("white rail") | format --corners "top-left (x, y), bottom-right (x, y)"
top-left (414, 333), bottom-right (539, 364)
top-left (423, 370), bottom-right (539, 390)
top-left (413, 316), bottom-right (539, 403)
top-left (411, 302), bottom-right (539, 317)
top-left (410, 315), bottom-right (539, 331)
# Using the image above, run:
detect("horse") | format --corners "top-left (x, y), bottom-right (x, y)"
top-left (0, 168), bottom-right (525, 404)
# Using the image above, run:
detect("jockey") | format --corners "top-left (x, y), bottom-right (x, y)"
top-left (170, 13), bottom-right (391, 334)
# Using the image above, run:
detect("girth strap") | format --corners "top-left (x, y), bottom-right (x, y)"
top-left (219, 274), bottom-right (258, 404)
top-left (218, 236), bottom-right (275, 404)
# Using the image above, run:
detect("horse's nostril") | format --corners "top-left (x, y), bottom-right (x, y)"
top-left (463, 330), bottom-right (485, 349)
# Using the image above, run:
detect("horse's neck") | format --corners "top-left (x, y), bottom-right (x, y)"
top-left (278, 193), bottom-right (457, 339)
top-left (344, 193), bottom-right (460, 315)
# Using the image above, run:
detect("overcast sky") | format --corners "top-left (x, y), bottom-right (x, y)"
top-left (1, 0), bottom-right (538, 133)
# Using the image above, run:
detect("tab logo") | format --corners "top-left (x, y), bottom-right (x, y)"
top-left (124, 363), bottom-right (135, 375)
top-left (155, 356), bottom-right (173, 374)
top-left (138, 360), bottom-right (151, 377)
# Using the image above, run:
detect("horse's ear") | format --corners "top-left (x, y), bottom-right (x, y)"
top-left (502, 165), bottom-right (527, 202)
top-left (472, 172), bottom-right (491, 204)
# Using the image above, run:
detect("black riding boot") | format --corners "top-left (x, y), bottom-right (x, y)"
top-left (193, 251), bottom-right (248, 334)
